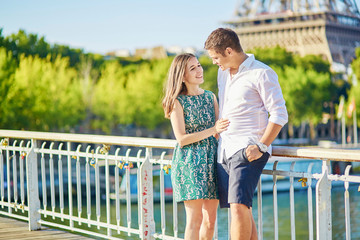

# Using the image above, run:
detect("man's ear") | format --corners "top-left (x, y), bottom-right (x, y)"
top-left (225, 47), bottom-right (233, 56)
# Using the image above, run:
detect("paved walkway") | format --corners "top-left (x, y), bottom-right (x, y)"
top-left (0, 216), bottom-right (94, 239)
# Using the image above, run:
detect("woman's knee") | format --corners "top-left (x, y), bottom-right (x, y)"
top-left (202, 217), bottom-right (215, 232)
top-left (202, 211), bottom-right (217, 226)
top-left (184, 200), bottom-right (204, 228)
top-left (202, 200), bottom-right (218, 228)
top-left (187, 214), bottom-right (203, 230)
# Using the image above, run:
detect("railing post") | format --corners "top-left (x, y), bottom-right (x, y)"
top-left (27, 139), bottom-right (41, 230)
top-left (272, 161), bottom-right (279, 240)
top-left (257, 177), bottom-right (263, 240)
top-left (67, 142), bottom-right (73, 229)
top-left (139, 147), bottom-right (155, 240)
top-left (315, 160), bottom-right (332, 240)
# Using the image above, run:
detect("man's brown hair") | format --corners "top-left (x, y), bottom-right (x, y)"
top-left (204, 28), bottom-right (243, 56)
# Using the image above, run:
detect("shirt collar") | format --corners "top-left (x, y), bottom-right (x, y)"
top-left (227, 54), bottom-right (255, 76)
top-left (224, 53), bottom-right (255, 81)
top-left (238, 54), bottom-right (255, 72)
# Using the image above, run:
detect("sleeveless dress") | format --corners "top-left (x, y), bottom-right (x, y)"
top-left (171, 90), bottom-right (218, 202)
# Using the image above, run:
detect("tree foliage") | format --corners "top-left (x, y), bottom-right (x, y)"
top-left (351, 48), bottom-right (360, 82)
top-left (1, 54), bottom-right (85, 131)
top-left (92, 58), bottom-right (173, 133)
top-left (0, 47), bottom-right (17, 128)
top-left (198, 55), bottom-right (218, 96)
top-left (92, 61), bottom-right (134, 132)
top-left (294, 54), bottom-right (331, 73)
top-left (2, 29), bottom-right (50, 59)
top-left (249, 46), bottom-right (295, 68)
top-left (275, 66), bottom-right (332, 126)
top-left (0, 29), bottom-right (354, 136)
top-left (347, 47), bottom-right (360, 124)
top-left (0, 28), bottom-right (105, 70)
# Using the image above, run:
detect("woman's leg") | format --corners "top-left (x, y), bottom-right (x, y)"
top-left (184, 199), bottom-right (204, 240)
top-left (199, 199), bottom-right (219, 240)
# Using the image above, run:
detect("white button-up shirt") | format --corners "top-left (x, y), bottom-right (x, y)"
top-left (217, 54), bottom-right (288, 163)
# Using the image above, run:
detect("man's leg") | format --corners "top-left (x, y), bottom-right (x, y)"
top-left (227, 150), bottom-right (268, 239)
top-left (250, 210), bottom-right (258, 240)
top-left (230, 203), bottom-right (253, 240)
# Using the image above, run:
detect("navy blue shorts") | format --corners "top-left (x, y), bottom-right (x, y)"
top-left (217, 148), bottom-right (269, 208)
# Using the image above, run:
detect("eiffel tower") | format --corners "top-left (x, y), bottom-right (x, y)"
top-left (224, 0), bottom-right (360, 68)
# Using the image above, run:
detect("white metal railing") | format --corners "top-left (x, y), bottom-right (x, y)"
top-left (0, 130), bottom-right (359, 240)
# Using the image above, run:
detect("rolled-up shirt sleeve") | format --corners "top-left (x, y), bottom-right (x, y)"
top-left (258, 69), bottom-right (288, 127)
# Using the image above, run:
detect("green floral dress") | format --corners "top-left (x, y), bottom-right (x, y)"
top-left (171, 90), bottom-right (218, 202)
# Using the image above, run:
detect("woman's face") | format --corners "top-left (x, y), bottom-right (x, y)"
top-left (183, 57), bottom-right (203, 85)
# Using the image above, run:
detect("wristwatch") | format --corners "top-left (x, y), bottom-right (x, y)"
top-left (256, 142), bottom-right (268, 153)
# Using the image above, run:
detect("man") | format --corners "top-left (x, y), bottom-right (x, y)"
top-left (204, 28), bottom-right (288, 239)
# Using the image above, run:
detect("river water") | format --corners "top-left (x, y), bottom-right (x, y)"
top-left (152, 186), bottom-right (360, 240)
top-left (68, 185), bottom-right (358, 239)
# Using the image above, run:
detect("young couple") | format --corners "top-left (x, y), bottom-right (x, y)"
top-left (162, 28), bottom-right (288, 240)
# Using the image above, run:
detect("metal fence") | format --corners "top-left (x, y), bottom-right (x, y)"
top-left (0, 130), bottom-right (359, 240)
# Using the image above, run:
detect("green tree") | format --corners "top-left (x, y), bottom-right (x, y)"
top-left (5, 54), bottom-right (85, 131)
top-left (50, 44), bottom-right (82, 67)
top-left (347, 87), bottom-right (359, 123)
top-left (275, 65), bottom-right (333, 139)
top-left (92, 61), bottom-right (131, 133)
top-left (0, 29), bottom-right (105, 70)
top-left (0, 29), bottom-right (4, 47)
top-left (249, 46), bottom-right (295, 68)
top-left (92, 58), bottom-right (172, 133)
top-left (347, 48), bottom-right (360, 125)
top-left (351, 47), bottom-right (360, 83)
top-left (2, 29), bottom-right (50, 59)
top-left (199, 55), bottom-right (218, 94)
top-left (294, 54), bottom-right (330, 73)
top-left (0, 47), bottom-right (17, 128)
top-left (127, 58), bottom-right (172, 129)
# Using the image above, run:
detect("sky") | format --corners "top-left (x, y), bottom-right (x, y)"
top-left (1, 0), bottom-right (359, 55)
top-left (0, 0), bottom-right (237, 54)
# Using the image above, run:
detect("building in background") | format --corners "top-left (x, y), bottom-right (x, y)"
top-left (225, 0), bottom-right (360, 69)
top-left (134, 46), bottom-right (167, 59)
top-left (107, 46), bottom-right (199, 59)
top-left (105, 49), bottom-right (132, 58)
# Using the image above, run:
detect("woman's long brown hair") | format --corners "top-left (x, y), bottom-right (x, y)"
top-left (162, 53), bottom-right (195, 119)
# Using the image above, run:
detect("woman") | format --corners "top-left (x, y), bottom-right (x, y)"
top-left (162, 53), bottom-right (229, 240)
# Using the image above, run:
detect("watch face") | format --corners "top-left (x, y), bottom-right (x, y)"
top-left (258, 143), bottom-right (267, 152)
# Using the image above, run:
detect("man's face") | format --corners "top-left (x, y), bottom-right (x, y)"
top-left (207, 48), bottom-right (230, 71)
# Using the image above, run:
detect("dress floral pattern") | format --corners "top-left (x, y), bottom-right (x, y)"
top-left (172, 90), bottom-right (218, 202)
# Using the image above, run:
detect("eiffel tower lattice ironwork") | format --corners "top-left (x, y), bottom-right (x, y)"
top-left (225, 0), bottom-right (360, 67)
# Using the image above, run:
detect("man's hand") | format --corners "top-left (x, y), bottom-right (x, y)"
top-left (245, 145), bottom-right (263, 162)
